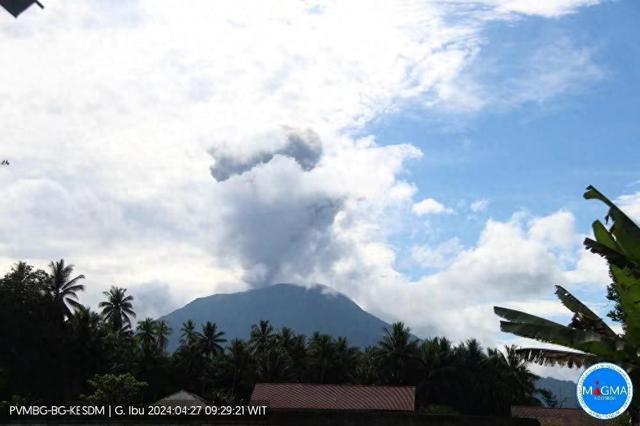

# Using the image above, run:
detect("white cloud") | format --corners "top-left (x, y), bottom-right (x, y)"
top-left (412, 198), bottom-right (454, 216)
top-left (528, 210), bottom-right (577, 250)
top-left (509, 38), bottom-right (605, 106)
top-left (617, 192), bottom-right (640, 223)
top-left (487, 0), bottom-right (603, 18)
top-left (564, 245), bottom-right (610, 287)
top-left (442, 36), bottom-right (605, 113)
top-left (321, 210), bottom-right (592, 346)
top-left (470, 199), bottom-right (489, 212)
top-left (412, 238), bottom-right (463, 268)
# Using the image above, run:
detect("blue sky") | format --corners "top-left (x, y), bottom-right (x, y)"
top-left (368, 0), bottom-right (640, 280)
top-left (1, 0), bottom-right (639, 380)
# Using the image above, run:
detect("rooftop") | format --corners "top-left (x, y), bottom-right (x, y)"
top-left (511, 406), bottom-right (610, 426)
top-left (250, 383), bottom-right (415, 412)
top-left (152, 390), bottom-right (209, 408)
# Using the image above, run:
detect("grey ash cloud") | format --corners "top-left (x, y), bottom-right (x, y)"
top-left (206, 127), bottom-right (347, 288)
top-left (209, 128), bottom-right (323, 181)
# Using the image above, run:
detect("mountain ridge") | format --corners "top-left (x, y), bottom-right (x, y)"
top-left (160, 283), bottom-right (392, 351)
top-left (536, 377), bottom-right (578, 408)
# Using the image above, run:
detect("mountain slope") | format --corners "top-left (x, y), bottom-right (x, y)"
top-left (536, 377), bottom-right (578, 408)
top-left (160, 283), bottom-right (391, 351)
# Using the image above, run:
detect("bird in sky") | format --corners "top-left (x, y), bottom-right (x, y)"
top-left (1, 160), bottom-right (9, 166)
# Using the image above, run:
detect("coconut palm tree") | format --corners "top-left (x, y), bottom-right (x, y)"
top-left (377, 322), bottom-right (420, 385)
top-left (418, 337), bottom-right (457, 407)
top-left (199, 321), bottom-right (226, 359)
top-left (99, 286), bottom-right (135, 332)
top-left (47, 259), bottom-right (85, 319)
top-left (356, 346), bottom-right (380, 384)
top-left (136, 318), bottom-right (157, 353)
top-left (277, 327), bottom-right (296, 349)
top-left (307, 332), bottom-right (335, 384)
top-left (486, 345), bottom-right (541, 411)
top-left (225, 339), bottom-right (254, 398)
top-left (180, 320), bottom-right (198, 347)
top-left (277, 327), bottom-right (307, 381)
top-left (249, 320), bottom-right (275, 355)
top-left (256, 346), bottom-right (292, 382)
top-left (333, 336), bottom-right (360, 383)
top-left (156, 320), bottom-right (172, 353)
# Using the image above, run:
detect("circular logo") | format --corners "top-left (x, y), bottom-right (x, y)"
top-left (577, 362), bottom-right (633, 420)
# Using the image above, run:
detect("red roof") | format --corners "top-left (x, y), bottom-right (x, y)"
top-left (250, 383), bottom-right (415, 412)
top-left (511, 406), bottom-right (609, 425)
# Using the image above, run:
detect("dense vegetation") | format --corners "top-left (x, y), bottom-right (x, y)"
top-left (0, 259), bottom-right (550, 416)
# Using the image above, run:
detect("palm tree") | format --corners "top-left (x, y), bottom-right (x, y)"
top-left (277, 327), bottom-right (296, 349)
top-left (249, 320), bottom-right (275, 355)
top-left (356, 346), bottom-right (380, 384)
top-left (180, 320), bottom-right (198, 347)
top-left (225, 339), bottom-right (254, 398)
top-left (485, 345), bottom-right (541, 412)
top-left (199, 321), bottom-right (226, 359)
top-left (255, 346), bottom-right (292, 382)
top-left (156, 320), bottom-right (172, 353)
top-left (277, 327), bottom-right (307, 381)
top-left (495, 186), bottom-right (640, 421)
top-left (71, 305), bottom-right (103, 337)
top-left (47, 259), bottom-right (85, 319)
top-left (333, 336), bottom-right (359, 383)
top-left (377, 322), bottom-right (419, 385)
top-left (418, 337), bottom-right (457, 407)
top-left (99, 286), bottom-right (135, 332)
top-left (307, 332), bottom-right (335, 384)
top-left (136, 318), bottom-right (157, 353)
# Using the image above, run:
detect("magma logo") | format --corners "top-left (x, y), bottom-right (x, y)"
top-left (577, 363), bottom-right (633, 420)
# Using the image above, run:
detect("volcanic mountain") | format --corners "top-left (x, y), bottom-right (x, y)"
top-left (160, 283), bottom-right (391, 352)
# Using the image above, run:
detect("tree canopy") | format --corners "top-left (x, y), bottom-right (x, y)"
top-left (0, 262), bottom-right (548, 415)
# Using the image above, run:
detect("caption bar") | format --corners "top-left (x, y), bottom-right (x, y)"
top-left (7, 404), bottom-right (268, 417)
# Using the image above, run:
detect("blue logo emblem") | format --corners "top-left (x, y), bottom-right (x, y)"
top-left (577, 362), bottom-right (633, 419)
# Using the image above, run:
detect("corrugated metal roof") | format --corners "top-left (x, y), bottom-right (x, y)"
top-left (511, 406), bottom-right (610, 425)
top-left (250, 383), bottom-right (415, 411)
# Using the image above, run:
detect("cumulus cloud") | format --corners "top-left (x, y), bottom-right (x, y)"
top-left (412, 198), bottom-right (454, 216)
top-left (344, 210), bottom-right (598, 344)
top-left (528, 210), bottom-right (577, 250)
top-left (412, 238), bottom-right (463, 268)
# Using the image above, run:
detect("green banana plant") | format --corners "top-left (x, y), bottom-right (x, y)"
top-left (495, 185), bottom-right (640, 372)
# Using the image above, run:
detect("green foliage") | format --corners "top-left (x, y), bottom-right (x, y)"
top-left (84, 373), bottom-right (147, 406)
top-left (1, 260), bottom-right (545, 416)
top-left (495, 185), bottom-right (640, 420)
top-left (47, 259), bottom-right (85, 320)
top-left (99, 286), bottom-right (136, 332)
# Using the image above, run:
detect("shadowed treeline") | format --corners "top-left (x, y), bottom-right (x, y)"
top-left (0, 260), bottom-right (552, 415)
